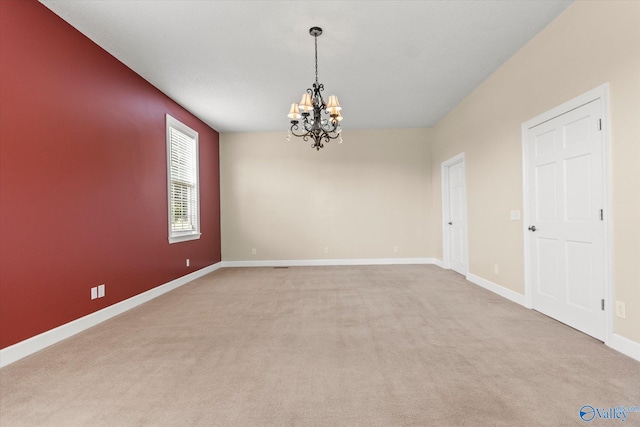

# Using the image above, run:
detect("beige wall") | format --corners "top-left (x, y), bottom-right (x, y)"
top-left (431, 0), bottom-right (640, 343)
top-left (220, 128), bottom-right (435, 261)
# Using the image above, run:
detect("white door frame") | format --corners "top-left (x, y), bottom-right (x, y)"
top-left (441, 152), bottom-right (468, 274)
top-left (521, 83), bottom-right (612, 344)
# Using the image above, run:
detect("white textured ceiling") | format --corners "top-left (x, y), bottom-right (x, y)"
top-left (39, 0), bottom-right (573, 133)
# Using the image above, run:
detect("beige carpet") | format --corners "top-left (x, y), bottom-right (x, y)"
top-left (1, 265), bottom-right (639, 426)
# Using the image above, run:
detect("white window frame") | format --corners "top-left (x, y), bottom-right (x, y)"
top-left (166, 114), bottom-right (201, 244)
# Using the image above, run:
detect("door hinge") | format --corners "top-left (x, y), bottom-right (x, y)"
top-left (598, 118), bottom-right (602, 131)
top-left (601, 299), bottom-right (605, 311)
top-left (600, 209), bottom-right (603, 221)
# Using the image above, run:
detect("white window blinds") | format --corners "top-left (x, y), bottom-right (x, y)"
top-left (166, 115), bottom-right (200, 243)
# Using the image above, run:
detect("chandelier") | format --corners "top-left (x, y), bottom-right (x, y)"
top-left (287, 27), bottom-right (343, 151)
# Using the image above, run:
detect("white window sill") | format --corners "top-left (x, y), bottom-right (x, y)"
top-left (169, 232), bottom-right (202, 244)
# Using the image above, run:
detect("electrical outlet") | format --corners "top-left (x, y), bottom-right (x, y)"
top-left (324, 247), bottom-right (329, 254)
top-left (251, 248), bottom-right (257, 255)
top-left (494, 264), bottom-right (499, 275)
top-left (615, 301), bottom-right (626, 319)
top-left (97, 284), bottom-right (105, 298)
top-left (186, 258), bottom-right (190, 267)
top-left (393, 246), bottom-right (398, 253)
top-left (91, 287), bottom-right (98, 300)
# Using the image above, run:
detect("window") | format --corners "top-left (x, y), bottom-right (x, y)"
top-left (166, 114), bottom-right (200, 243)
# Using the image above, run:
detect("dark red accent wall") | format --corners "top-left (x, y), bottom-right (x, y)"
top-left (0, 0), bottom-right (221, 349)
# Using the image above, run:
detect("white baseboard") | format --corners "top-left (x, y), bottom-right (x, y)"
top-left (0, 262), bottom-right (223, 368)
top-left (429, 258), bottom-right (444, 268)
top-left (464, 272), bottom-right (640, 362)
top-left (221, 258), bottom-right (441, 268)
top-left (609, 333), bottom-right (640, 362)
top-left (465, 273), bottom-right (527, 306)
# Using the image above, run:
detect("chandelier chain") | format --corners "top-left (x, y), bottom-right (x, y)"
top-left (314, 35), bottom-right (318, 84)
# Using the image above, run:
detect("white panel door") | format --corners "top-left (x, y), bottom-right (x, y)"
top-left (447, 159), bottom-right (468, 275)
top-left (525, 99), bottom-right (605, 341)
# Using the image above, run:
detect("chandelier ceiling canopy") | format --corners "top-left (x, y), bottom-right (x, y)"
top-left (287, 27), bottom-right (343, 151)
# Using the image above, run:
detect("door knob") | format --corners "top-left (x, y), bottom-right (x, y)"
top-left (528, 225), bottom-right (537, 232)
top-left (448, 222), bottom-right (453, 225)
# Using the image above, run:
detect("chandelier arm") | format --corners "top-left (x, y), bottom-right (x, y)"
top-left (323, 131), bottom-right (340, 140)
top-left (289, 123), bottom-right (309, 141)
top-left (322, 117), bottom-right (337, 129)
top-left (297, 113), bottom-right (312, 132)
top-left (293, 132), bottom-right (312, 140)
top-left (303, 119), bottom-right (314, 133)
top-left (319, 118), bottom-right (339, 134)
top-left (318, 130), bottom-right (337, 144)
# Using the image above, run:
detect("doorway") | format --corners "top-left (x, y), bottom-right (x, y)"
top-left (522, 85), bottom-right (610, 342)
top-left (442, 153), bottom-right (468, 275)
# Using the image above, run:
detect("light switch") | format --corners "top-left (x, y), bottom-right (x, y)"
top-left (510, 210), bottom-right (521, 221)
